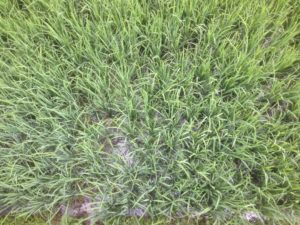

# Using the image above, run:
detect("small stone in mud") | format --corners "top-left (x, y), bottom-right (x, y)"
top-left (243, 211), bottom-right (262, 223)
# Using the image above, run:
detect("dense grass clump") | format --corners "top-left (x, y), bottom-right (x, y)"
top-left (1, 0), bottom-right (300, 224)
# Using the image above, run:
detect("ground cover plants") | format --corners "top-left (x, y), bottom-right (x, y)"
top-left (0, 0), bottom-right (300, 224)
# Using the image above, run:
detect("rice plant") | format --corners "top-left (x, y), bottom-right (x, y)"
top-left (0, 0), bottom-right (300, 224)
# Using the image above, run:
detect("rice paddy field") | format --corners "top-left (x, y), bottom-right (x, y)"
top-left (0, 0), bottom-right (300, 224)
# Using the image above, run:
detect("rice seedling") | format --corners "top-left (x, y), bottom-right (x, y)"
top-left (0, 0), bottom-right (299, 224)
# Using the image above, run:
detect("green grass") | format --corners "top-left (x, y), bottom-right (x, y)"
top-left (1, 0), bottom-right (300, 224)
top-left (0, 216), bottom-right (207, 225)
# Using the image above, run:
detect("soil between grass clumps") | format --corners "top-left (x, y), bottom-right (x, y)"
top-left (1, 0), bottom-right (300, 224)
